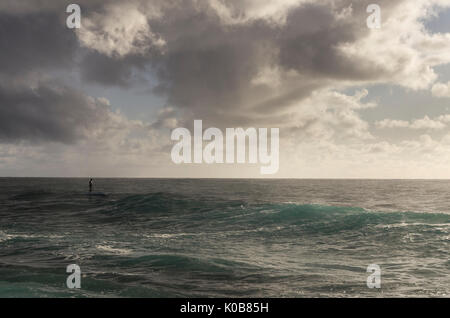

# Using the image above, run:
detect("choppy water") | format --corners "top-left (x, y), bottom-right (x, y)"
top-left (0, 178), bottom-right (449, 297)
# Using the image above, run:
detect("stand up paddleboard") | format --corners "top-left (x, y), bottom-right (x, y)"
top-left (87, 192), bottom-right (107, 197)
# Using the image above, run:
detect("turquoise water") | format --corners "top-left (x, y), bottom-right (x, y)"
top-left (0, 178), bottom-right (449, 297)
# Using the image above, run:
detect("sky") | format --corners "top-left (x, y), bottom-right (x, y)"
top-left (1, 0), bottom-right (450, 178)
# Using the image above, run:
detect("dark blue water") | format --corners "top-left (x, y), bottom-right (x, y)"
top-left (0, 178), bottom-right (449, 297)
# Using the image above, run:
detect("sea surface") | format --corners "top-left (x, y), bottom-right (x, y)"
top-left (0, 178), bottom-right (449, 298)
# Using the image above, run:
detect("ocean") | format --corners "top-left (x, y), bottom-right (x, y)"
top-left (0, 178), bottom-right (448, 298)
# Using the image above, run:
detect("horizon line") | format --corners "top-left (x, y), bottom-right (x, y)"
top-left (1, 176), bottom-right (450, 181)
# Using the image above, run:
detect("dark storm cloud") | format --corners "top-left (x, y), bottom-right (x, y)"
top-left (0, 0), bottom-right (407, 143)
top-left (143, 1), bottom-right (373, 125)
top-left (278, 4), bottom-right (368, 79)
top-left (0, 11), bottom-right (78, 75)
top-left (0, 2), bottom-right (120, 144)
top-left (74, 0), bottom-right (400, 118)
top-left (80, 51), bottom-right (144, 87)
top-left (0, 81), bottom-right (112, 143)
top-left (0, 0), bottom-right (108, 15)
top-left (152, 20), bottom-right (274, 112)
top-left (80, 52), bottom-right (156, 87)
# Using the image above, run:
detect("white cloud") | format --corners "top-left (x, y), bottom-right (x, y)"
top-left (375, 119), bottom-right (410, 129)
top-left (276, 89), bottom-right (376, 143)
top-left (376, 115), bottom-right (450, 130)
top-left (339, 0), bottom-right (450, 90)
top-left (432, 81), bottom-right (450, 98)
top-left (76, 2), bottom-right (166, 58)
top-left (207, 0), bottom-right (311, 25)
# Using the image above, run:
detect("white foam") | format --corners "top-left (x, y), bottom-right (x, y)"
top-left (96, 244), bottom-right (132, 255)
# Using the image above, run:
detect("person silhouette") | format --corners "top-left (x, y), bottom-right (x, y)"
top-left (89, 178), bottom-right (93, 192)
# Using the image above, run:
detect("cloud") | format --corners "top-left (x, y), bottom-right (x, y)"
top-left (3, 0), bottom-right (450, 125)
top-left (376, 115), bottom-right (450, 130)
top-left (0, 11), bottom-right (78, 75)
top-left (0, 79), bottom-right (136, 144)
top-left (69, 0), bottom-right (450, 126)
top-left (432, 81), bottom-right (450, 98)
top-left (338, 0), bottom-right (450, 90)
top-left (375, 119), bottom-right (410, 129)
top-left (79, 51), bottom-right (151, 87)
top-left (76, 2), bottom-right (166, 58)
top-left (282, 89), bottom-right (376, 142)
top-left (138, 0), bottom-right (380, 131)
top-left (1, 0), bottom-right (450, 177)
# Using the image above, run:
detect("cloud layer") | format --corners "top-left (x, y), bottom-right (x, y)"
top-left (1, 0), bottom-right (450, 177)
